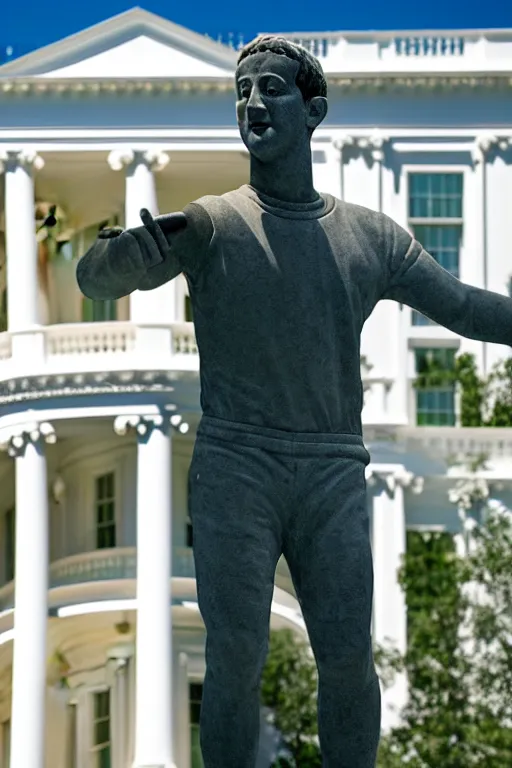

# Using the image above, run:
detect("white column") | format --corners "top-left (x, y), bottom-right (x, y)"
top-left (365, 132), bottom-right (388, 213)
top-left (0, 420), bottom-right (56, 768)
top-left (312, 138), bottom-right (344, 198)
top-left (108, 149), bottom-right (172, 325)
top-left (1, 151), bottom-right (45, 330)
top-left (367, 464), bottom-right (423, 731)
top-left (113, 414), bottom-right (175, 768)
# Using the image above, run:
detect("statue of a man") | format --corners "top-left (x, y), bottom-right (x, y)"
top-left (77, 35), bottom-right (512, 768)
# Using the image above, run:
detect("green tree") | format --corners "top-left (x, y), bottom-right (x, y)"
top-left (454, 353), bottom-right (484, 427)
top-left (377, 488), bottom-right (512, 767)
top-left (463, 505), bottom-right (512, 763)
top-left (260, 628), bottom-right (321, 767)
top-left (377, 531), bottom-right (476, 768)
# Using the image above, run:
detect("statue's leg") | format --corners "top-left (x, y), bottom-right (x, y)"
top-left (188, 426), bottom-right (286, 768)
top-left (283, 449), bottom-right (380, 768)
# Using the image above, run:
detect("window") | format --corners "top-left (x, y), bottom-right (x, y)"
top-left (415, 347), bottom-right (456, 426)
top-left (3, 508), bottom-right (15, 583)
top-left (190, 683), bottom-right (204, 768)
top-left (408, 173), bottom-right (463, 326)
top-left (82, 298), bottom-right (117, 323)
top-left (91, 691), bottom-right (111, 768)
top-left (78, 218), bottom-right (119, 324)
top-left (1, 720), bottom-right (10, 768)
top-left (66, 703), bottom-right (77, 768)
top-left (95, 473), bottom-right (116, 549)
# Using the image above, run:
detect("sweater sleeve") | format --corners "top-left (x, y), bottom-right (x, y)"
top-left (76, 202), bottom-right (213, 300)
top-left (382, 224), bottom-right (512, 347)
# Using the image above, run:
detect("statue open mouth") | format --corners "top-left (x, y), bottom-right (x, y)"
top-left (250, 123), bottom-right (270, 136)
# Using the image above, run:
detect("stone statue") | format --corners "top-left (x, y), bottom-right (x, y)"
top-left (77, 35), bottom-right (512, 768)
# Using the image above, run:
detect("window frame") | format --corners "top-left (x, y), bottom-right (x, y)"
top-left (407, 169), bottom-right (464, 328)
top-left (89, 687), bottom-right (112, 768)
top-left (413, 346), bottom-right (457, 426)
top-left (2, 507), bottom-right (15, 584)
top-left (93, 470), bottom-right (117, 551)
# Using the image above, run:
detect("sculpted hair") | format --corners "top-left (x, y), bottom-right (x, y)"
top-left (237, 35), bottom-right (327, 102)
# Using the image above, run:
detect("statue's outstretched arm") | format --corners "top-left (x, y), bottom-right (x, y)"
top-left (385, 241), bottom-right (512, 346)
top-left (75, 209), bottom-right (188, 301)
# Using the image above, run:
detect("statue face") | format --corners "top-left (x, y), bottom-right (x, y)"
top-left (236, 52), bottom-right (310, 163)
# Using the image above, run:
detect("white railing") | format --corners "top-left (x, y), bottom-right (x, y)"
top-left (45, 323), bottom-right (136, 357)
top-left (274, 31), bottom-right (468, 58)
top-left (400, 426), bottom-right (512, 463)
top-left (272, 29), bottom-right (512, 74)
top-left (0, 321), bottom-right (199, 382)
top-left (393, 35), bottom-right (464, 57)
top-left (0, 545), bottom-right (197, 610)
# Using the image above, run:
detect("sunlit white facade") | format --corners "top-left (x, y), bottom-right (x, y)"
top-left (0, 8), bottom-right (511, 767)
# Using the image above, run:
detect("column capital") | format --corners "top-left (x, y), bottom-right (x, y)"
top-left (332, 133), bottom-right (355, 154)
top-left (0, 150), bottom-right (45, 174)
top-left (0, 420), bottom-right (56, 458)
top-left (107, 148), bottom-right (170, 173)
top-left (113, 412), bottom-right (189, 438)
top-left (364, 131), bottom-right (389, 162)
top-left (472, 133), bottom-right (501, 164)
top-left (366, 463), bottom-right (424, 495)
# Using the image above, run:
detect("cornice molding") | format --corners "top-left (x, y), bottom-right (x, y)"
top-left (0, 369), bottom-right (184, 405)
top-left (1, 74), bottom-right (512, 96)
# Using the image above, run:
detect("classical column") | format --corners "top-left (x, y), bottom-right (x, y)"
top-left (107, 149), bottom-right (171, 324)
top-left (1, 151), bottom-right (45, 331)
top-left (113, 413), bottom-right (175, 768)
top-left (472, 134), bottom-right (497, 376)
top-left (331, 134), bottom-right (354, 200)
top-left (0, 420), bottom-right (56, 768)
top-left (366, 464), bottom-right (423, 730)
top-left (361, 132), bottom-right (388, 213)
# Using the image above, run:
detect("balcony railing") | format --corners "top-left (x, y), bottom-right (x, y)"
top-left (400, 426), bottom-right (512, 465)
top-left (0, 546), bottom-right (197, 611)
top-left (0, 321), bottom-right (199, 383)
top-left (0, 547), bottom-right (293, 612)
top-left (270, 29), bottom-right (512, 74)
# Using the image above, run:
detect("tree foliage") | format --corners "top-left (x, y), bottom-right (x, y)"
top-left (377, 495), bottom-right (512, 767)
top-left (260, 628), bottom-right (322, 767)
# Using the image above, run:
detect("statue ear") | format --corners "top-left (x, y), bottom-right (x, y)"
top-left (306, 96), bottom-right (328, 130)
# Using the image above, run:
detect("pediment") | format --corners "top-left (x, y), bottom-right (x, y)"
top-left (0, 7), bottom-right (237, 79)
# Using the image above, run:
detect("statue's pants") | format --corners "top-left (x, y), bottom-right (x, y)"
top-left (188, 415), bottom-right (381, 768)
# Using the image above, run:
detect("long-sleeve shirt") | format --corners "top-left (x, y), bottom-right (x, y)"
top-left (77, 185), bottom-right (512, 435)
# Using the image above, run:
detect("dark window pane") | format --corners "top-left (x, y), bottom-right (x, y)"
top-left (413, 225), bottom-right (461, 277)
top-left (409, 173), bottom-right (463, 219)
top-left (95, 719), bottom-right (110, 745)
top-left (94, 692), bottom-right (109, 719)
top-left (4, 508), bottom-right (15, 582)
top-left (412, 310), bottom-right (437, 327)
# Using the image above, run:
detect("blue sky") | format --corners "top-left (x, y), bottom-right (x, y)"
top-left (4, 0), bottom-right (512, 60)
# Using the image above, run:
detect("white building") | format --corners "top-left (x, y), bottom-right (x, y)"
top-left (0, 7), bottom-right (511, 767)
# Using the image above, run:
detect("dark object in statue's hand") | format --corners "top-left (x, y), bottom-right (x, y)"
top-left (98, 226), bottom-right (125, 239)
top-left (37, 204), bottom-right (57, 232)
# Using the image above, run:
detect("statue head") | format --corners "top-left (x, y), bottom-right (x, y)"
top-left (235, 36), bottom-right (328, 164)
